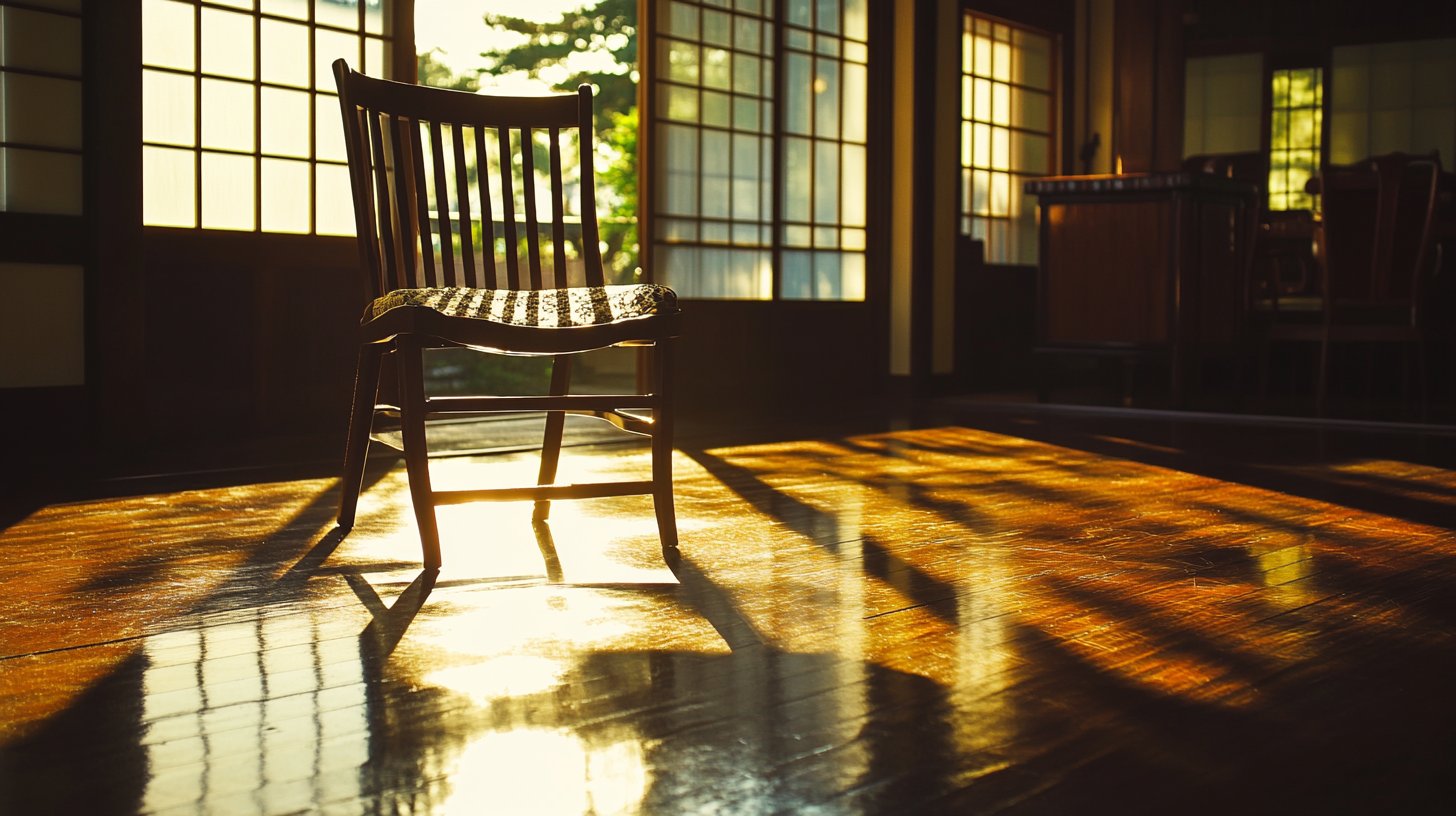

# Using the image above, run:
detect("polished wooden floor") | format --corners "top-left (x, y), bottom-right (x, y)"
top-left (3, 404), bottom-right (1456, 814)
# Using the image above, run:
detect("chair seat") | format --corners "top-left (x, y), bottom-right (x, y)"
top-left (368, 284), bottom-right (677, 329)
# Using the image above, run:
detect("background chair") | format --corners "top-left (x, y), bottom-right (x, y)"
top-left (1262, 152), bottom-right (1444, 417)
top-left (331, 60), bottom-right (682, 569)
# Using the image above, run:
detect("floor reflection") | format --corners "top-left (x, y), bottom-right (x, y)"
top-left (4, 418), bottom-right (1456, 813)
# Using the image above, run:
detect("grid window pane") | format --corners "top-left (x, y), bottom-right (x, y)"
top-left (143, 0), bottom-right (195, 71)
top-left (1268, 67), bottom-right (1323, 212)
top-left (202, 151), bottom-right (255, 230)
top-left (202, 8), bottom-right (254, 80)
top-left (143, 0), bottom-right (394, 233)
top-left (959, 12), bottom-right (1054, 265)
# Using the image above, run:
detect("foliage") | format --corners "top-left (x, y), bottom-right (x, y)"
top-left (480, 0), bottom-right (638, 130)
top-left (480, 0), bottom-right (641, 281)
top-left (417, 48), bottom-right (480, 92)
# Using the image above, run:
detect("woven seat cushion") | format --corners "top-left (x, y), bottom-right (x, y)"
top-left (369, 284), bottom-right (677, 328)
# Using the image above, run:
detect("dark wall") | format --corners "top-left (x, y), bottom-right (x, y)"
top-left (1184, 0), bottom-right (1456, 48)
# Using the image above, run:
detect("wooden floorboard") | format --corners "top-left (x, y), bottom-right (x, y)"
top-left (2, 406), bottom-right (1456, 814)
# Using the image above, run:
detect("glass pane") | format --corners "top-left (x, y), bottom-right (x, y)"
top-left (731, 133), bottom-right (759, 221)
top-left (213, 0), bottom-right (253, 8)
top-left (991, 126), bottom-right (1008, 170)
top-left (316, 162), bottom-right (355, 235)
top-left (3, 147), bottom-right (81, 215)
top-left (1012, 131), bottom-right (1049, 175)
top-left (703, 48), bottom-right (732, 90)
top-left (701, 130), bottom-right (730, 218)
top-left (316, 93), bottom-right (348, 161)
top-left (657, 245), bottom-right (697, 296)
top-left (703, 9), bottom-right (732, 46)
top-left (733, 96), bottom-right (759, 131)
top-left (1011, 87), bottom-right (1049, 133)
top-left (843, 0), bottom-right (867, 41)
top-left (992, 34), bottom-right (1010, 81)
top-left (1271, 109), bottom-right (1289, 150)
top-left (262, 87), bottom-right (310, 157)
top-left (2, 73), bottom-right (82, 150)
top-left (262, 20), bottom-right (310, 88)
top-left (813, 251), bottom-right (840, 298)
top-left (842, 228), bottom-right (865, 249)
top-left (735, 17), bottom-right (761, 54)
top-left (143, 0), bottom-right (194, 71)
top-left (365, 0), bottom-right (386, 35)
top-left (702, 90), bottom-right (730, 127)
top-left (844, 40), bottom-right (867, 63)
top-left (973, 78), bottom-right (991, 121)
top-left (736, 0), bottom-right (761, 15)
top-left (782, 250), bottom-right (811, 298)
top-left (733, 53), bottom-right (761, 95)
top-left (201, 8), bottom-right (254, 80)
top-left (261, 0), bottom-right (308, 20)
top-left (143, 69), bottom-right (195, 146)
top-left (664, 40), bottom-right (700, 84)
top-left (364, 36), bottom-right (385, 77)
top-left (785, 52), bottom-right (812, 135)
top-left (659, 123), bottom-right (698, 216)
top-left (663, 84), bottom-right (699, 122)
top-left (973, 169), bottom-right (989, 215)
top-left (816, 35), bottom-right (840, 57)
top-left (786, 27), bottom-right (811, 52)
top-left (813, 139), bottom-right (838, 223)
top-left (840, 252), bottom-right (865, 300)
top-left (815, 0), bottom-right (839, 35)
top-left (201, 78), bottom-right (254, 151)
top-left (787, 0), bottom-right (811, 29)
top-left (783, 136), bottom-right (811, 221)
top-left (1290, 108), bottom-right (1316, 148)
top-left (842, 62), bottom-right (867, 143)
top-left (657, 218), bottom-right (697, 241)
top-left (261, 157), bottom-right (310, 233)
top-left (841, 143), bottom-right (865, 226)
top-left (761, 137), bottom-right (773, 223)
top-left (974, 34), bottom-right (991, 77)
top-left (667, 1), bottom-right (699, 39)
top-left (814, 58), bottom-right (839, 140)
top-left (1012, 29), bottom-right (1052, 91)
top-left (990, 171), bottom-right (1009, 217)
top-left (316, 29), bottom-right (360, 87)
top-left (992, 81), bottom-right (1009, 126)
top-left (732, 223), bottom-right (758, 244)
top-left (973, 122), bottom-right (990, 167)
top-left (814, 225), bottom-right (836, 247)
top-left (316, 0), bottom-right (359, 30)
top-left (2, 7), bottom-right (82, 76)
top-left (202, 151), bottom-right (255, 230)
top-left (143, 146), bottom-right (195, 227)
top-left (702, 221), bottom-right (729, 243)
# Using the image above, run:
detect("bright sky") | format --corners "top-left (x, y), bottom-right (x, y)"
top-left (414, 0), bottom-right (627, 94)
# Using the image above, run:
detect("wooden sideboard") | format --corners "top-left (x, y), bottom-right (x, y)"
top-left (1025, 172), bottom-right (1258, 406)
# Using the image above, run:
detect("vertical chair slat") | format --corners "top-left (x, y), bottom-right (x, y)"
top-left (475, 127), bottom-right (498, 289)
top-left (368, 110), bottom-right (402, 292)
top-left (408, 119), bottom-right (438, 288)
top-left (429, 120), bottom-right (457, 287)
top-left (349, 105), bottom-right (384, 299)
top-left (452, 124), bottom-right (477, 288)
top-left (387, 114), bottom-right (419, 286)
top-left (498, 126), bottom-right (521, 290)
top-left (549, 127), bottom-right (567, 288)
top-left (521, 127), bottom-right (544, 290)
top-left (577, 87), bottom-right (605, 287)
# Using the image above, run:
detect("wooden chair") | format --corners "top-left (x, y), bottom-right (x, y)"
top-left (331, 60), bottom-right (682, 569)
top-left (1263, 152), bottom-right (1444, 417)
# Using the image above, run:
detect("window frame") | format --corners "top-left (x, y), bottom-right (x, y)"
top-left (140, 0), bottom-right (395, 235)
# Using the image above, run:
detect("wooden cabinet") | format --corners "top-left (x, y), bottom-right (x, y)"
top-left (1025, 172), bottom-right (1257, 405)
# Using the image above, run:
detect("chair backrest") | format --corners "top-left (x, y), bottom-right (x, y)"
top-left (332, 60), bottom-right (606, 302)
top-left (1314, 152), bottom-right (1442, 308)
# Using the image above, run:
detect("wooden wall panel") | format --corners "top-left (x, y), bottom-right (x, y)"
top-left (1044, 201), bottom-right (1170, 344)
top-left (1113, 0), bottom-right (1183, 173)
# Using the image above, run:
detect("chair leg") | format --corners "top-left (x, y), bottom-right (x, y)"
top-left (533, 355), bottom-right (574, 522)
top-left (397, 335), bottom-right (442, 569)
top-left (651, 339), bottom-right (680, 561)
top-left (338, 342), bottom-right (385, 531)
